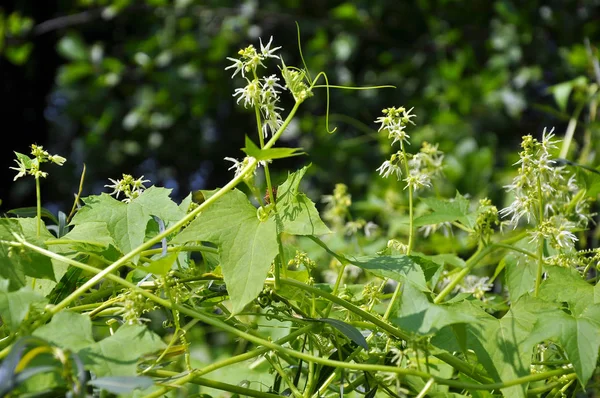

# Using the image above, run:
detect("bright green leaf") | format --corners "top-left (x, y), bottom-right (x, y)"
top-left (275, 165), bottom-right (330, 236)
top-left (79, 325), bottom-right (165, 377)
top-left (141, 251), bottom-right (180, 275)
top-left (414, 192), bottom-right (474, 229)
top-left (351, 255), bottom-right (429, 291)
top-left (504, 252), bottom-right (536, 302)
top-left (173, 189), bottom-right (279, 314)
top-left (33, 311), bottom-right (95, 352)
top-left (526, 302), bottom-right (600, 387)
top-left (0, 218), bottom-right (56, 289)
top-left (242, 136), bottom-right (305, 161)
top-left (391, 282), bottom-right (478, 335)
top-left (0, 279), bottom-right (47, 331)
top-left (58, 222), bottom-right (114, 249)
top-left (70, 188), bottom-right (183, 262)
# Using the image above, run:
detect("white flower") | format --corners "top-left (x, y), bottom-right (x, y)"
top-left (377, 160), bottom-right (401, 179)
top-left (259, 36), bottom-right (281, 59)
top-left (10, 158), bottom-right (28, 181)
top-left (233, 79), bottom-right (260, 108)
top-left (225, 57), bottom-right (244, 78)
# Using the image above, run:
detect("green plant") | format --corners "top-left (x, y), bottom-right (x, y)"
top-left (0, 31), bottom-right (599, 398)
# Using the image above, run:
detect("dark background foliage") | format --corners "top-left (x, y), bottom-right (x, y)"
top-left (1, 0), bottom-right (599, 214)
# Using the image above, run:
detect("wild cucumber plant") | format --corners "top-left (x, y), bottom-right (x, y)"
top-left (0, 30), bottom-right (599, 398)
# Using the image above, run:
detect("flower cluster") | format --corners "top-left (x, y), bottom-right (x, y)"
top-left (225, 37), bottom-right (281, 79)
top-left (105, 173), bottom-right (150, 203)
top-left (473, 198), bottom-right (499, 244)
top-left (10, 144), bottom-right (66, 181)
top-left (225, 37), bottom-right (290, 139)
top-left (321, 183), bottom-right (352, 228)
top-left (499, 128), bottom-right (593, 252)
top-left (375, 107), bottom-right (444, 191)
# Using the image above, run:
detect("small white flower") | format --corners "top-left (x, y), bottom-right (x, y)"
top-left (225, 57), bottom-right (244, 78)
top-left (10, 158), bottom-right (28, 181)
top-left (377, 160), bottom-right (402, 179)
top-left (259, 36), bottom-right (281, 59)
top-left (233, 80), bottom-right (260, 108)
top-left (224, 157), bottom-right (244, 177)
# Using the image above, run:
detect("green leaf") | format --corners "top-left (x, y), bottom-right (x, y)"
top-left (504, 252), bottom-right (536, 302)
top-left (539, 266), bottom-right (595, 316)
top-left (57, 34), bottom-right (88, 61)
top-left (275, 165), bottom-right (330, 236)
top-left (331, 3), bottom-right (359, 20)
top-left (79, 325), bottom-right (165, 377)
top-left (0, 218), bottom-right (56, 289)
top-left (7, 207), bottom-right (59, 225)
top-left (547, 76), bottom-right (587, 112)
top-left (70, 187), bottom-right (183, 262)
top-left (440, 296), bottom-right (558, 398)
top-left (414, 192), bottom-right (475, 229)
top-left (141, 251), bottom-right (180, 275)
top-left (526, 302), bottom-right (600, 387)
top-left (351, 255), bottom-right (429, 291)
top-left (130, 186), bottom-right (186, 225)
top-left (5, 43), bottom-right (33, 65)
top-left (173, 189), bottom-right (279, 314)
top-left (0, 219), bottom-right (27, 289)
top-left (316, 318), bottom-right (368, 349)
top-left (58, 222), bottom-right (114, 249)
top-left (33, 311), bottom-right (95, 352)
top-left (391, 282), bottom-right (478, 335)
top-left (0, 279), bottom-right (47, 331)
top-left (242, 135), bottom-right (305, 161)
top-left (87, 376), bottom-right (154, 394)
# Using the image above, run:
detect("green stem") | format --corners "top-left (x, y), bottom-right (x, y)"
top-left (273, 278), bottom-right (492, 384)
top-left (146, 370), bottom-right (280, 398)
top-left (434, 244), bottom-right (486, 304)
top-left (35, 176), bottom-right (41, 237)
top-left (534, 174), bottom-right (545, 298)
top-left (382, 141), bottom-right (414, 321)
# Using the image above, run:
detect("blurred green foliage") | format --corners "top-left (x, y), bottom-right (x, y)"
top-left (1, 0), bottom-right (599, 217)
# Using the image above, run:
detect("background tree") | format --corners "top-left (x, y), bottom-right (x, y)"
top-left (1, 0), bottom-right (598, 215)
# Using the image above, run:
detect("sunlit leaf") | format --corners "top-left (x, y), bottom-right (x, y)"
top-left (79, 325), bottom-right (165, 377)
top-left (275, 165), bottom-right (330, 236)
top-left (173, 189), bottom-right (278, 314)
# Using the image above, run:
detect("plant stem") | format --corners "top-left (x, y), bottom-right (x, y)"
top-left (382, 141), bottom-right (413, 321)
top-left (146, 370), bottom-right (280, 398)
top-left (534, 174), bottom-right (545, 297)
top-left (35, 176), bottom-right (41, 237)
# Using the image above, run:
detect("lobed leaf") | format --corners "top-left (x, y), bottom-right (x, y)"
top-left (173, 189), bottom-right (279, 314)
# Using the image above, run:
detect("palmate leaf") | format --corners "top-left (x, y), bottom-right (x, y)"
top-left (173, 189), bottom-right (279, 314)
top-left (530, 266), bottom-right (600, 386)
top-left (392, 282), bottom-right (477, 335)
top-left (432, 296), bottom-right (558, 398)
top-left (70, 187), bottom-right (184, 262)
top-left (32, 311), bottom-right (165, 377)
top-left (173, 167), bottom-right (329, 314)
